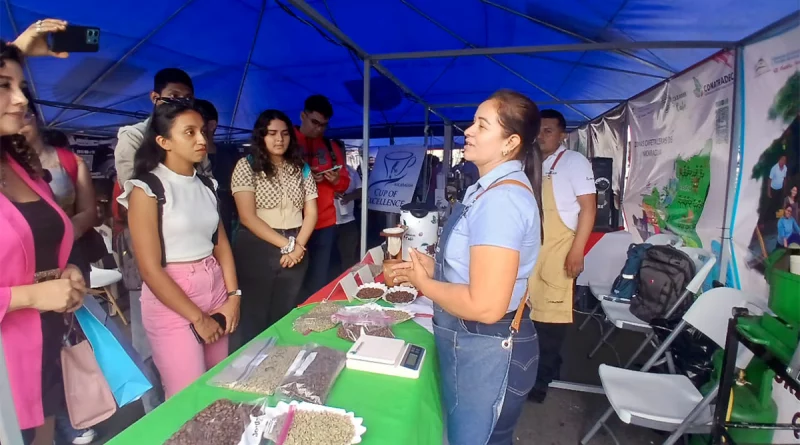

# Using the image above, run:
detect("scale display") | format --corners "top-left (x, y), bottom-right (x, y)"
top-left (346, 335), bottom-right (426, 379)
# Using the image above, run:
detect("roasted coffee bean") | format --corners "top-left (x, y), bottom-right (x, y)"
top-left (384, 309), bottom-right (413, 323)
top-left (356, 287), bottom-right (384, 300)
top-left (337, 323), bottom-right (394, 342)
top-left (277, 346), bottom-right (346, 405)
top-left (227, 346), bottom-right (302, 395)
top-left (385, 290), bottom-right (415, 304)
top-left (277, 410), bottom-right (356, 445)
top-left (165, 400), bottom-right (256, 445)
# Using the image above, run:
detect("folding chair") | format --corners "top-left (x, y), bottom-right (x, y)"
top-left (579, 233), bottom-right (684, 332)
top-left (89, 265), bottom-right (128, 325)
top-left (580, 287), bottom-right (763, 445)
top-left (587, 247), bottom-right (716, 363)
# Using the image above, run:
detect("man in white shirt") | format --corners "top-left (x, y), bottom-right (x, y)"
top-left (334, 163), bottom-right (363, 273)
top-left (768, 155), bottom-right (788, 216)
top-left (528, 109), bottom-right (597, 403)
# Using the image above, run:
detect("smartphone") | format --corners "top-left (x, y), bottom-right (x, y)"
top-left (315, 164), bottom-right (342, 175)
top-left (190, 313), bottom-right (227, 344)
top-left (48, 25), bottom-right (100, 53)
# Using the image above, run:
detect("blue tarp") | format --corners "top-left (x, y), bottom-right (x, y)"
top-left (1, 0), bottom-right (797, 137)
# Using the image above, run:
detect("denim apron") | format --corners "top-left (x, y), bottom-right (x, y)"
top-left (432, 178), bottom-right (539, 445)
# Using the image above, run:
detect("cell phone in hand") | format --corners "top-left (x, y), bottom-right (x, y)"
top-left (315, 164), bottom-right (342, 175)
top-left (48, 25), bottom-right (100, 53)
top-left (189, 313), bottom-right (227, 344)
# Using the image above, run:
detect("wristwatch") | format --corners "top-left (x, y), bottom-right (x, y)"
top-left (227, 289), bottom-right (242, 297)
top-left (280, 236), bottom-right (297, 255)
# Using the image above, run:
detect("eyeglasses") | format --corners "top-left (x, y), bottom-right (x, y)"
top-left (155, 96), bottom-right (195, 107)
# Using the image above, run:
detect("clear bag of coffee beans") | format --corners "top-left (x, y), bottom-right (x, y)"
top-left (276, 344), bottom-right (346, 405)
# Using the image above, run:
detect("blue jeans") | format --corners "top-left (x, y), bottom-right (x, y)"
top-left (433, 305), bottom-right (539, 445)
top-left (299, 225), bottom-right (337, 303)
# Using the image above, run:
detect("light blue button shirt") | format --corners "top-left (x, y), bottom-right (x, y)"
top-left (442, 160), bottom-right (542, 312)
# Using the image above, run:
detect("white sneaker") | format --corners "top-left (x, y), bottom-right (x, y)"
top-left (71, 429), bottom-right (97, 445)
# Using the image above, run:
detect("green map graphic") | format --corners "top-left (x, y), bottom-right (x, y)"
top-left (641, 139), bottom-right (712, 247)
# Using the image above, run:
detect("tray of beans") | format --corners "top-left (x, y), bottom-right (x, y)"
top-left (383, 285), bottom-right (419, 305)
top-left (266, 401), bottom-right (367, 445)
top-left (164, 399), bottom-right (259, 445)
top-left (353, 282), bottom-right (387, 302)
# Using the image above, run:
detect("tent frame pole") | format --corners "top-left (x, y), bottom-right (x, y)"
top-left (398, 0), bottom-right (589, 119)
top-left (229, 0), bottom-right (267, 141)
top-left (480, 0), bottom-right (675, 75)
top-left (360, 59), bottom-right (371, 259)
top-left (432, 99), bottom-right (626, 108)
top-left (371, 40), bottom-right (737, 61)
top-left (46, 0), bottom-right (198, 127)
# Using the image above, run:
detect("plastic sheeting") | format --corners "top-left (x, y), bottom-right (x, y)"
top-left (0, 0), bottom-right (797, 134)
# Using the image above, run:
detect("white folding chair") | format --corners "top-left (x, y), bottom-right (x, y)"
top-left (580, 287), bottom-right (764, 445)
top-left (579, 233), bottom-right (684, 332)
top-left (89, 265), bottom-right (128, 325)
top-left (587, 247), bottom-right (716, 362)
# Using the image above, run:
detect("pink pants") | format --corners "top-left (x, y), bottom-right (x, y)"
top-left (141, 255), bottom-right (229, 398)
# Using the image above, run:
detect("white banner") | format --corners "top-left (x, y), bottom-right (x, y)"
top-left (576, 126), bottom-right (591, 157)
top-left (623, 51), bottom-right (735, 275)
top-left (590, 106), bottom-right (627, 195)
top-left (367, 146), bottom-right (426, 213)
top-left (730, 25), bottom-right (800, 300)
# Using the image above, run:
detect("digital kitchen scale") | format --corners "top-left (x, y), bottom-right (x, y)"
top-left (345, 334), bottom-right (426, 379)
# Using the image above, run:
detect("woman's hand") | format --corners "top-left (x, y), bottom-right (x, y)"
top-left (280, 254), bottom-right (296, 268)
top-left (192, 314), bottom-right (223, 344)
top-left (12, 19), bottom-right (69, 58)
top-left (211, 296), bottom-right (240, 335)
top-left (287, 243), bottom-right (305, 264)
top-left (61, 264), bottom-right (86, 289)
top-left (30, 279), bottom-right (84, 313)
top-left (392, 248), bottom-right (434, 289)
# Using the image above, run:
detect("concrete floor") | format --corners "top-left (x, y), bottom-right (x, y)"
top-left (84, 308), bottom-right (667, 445)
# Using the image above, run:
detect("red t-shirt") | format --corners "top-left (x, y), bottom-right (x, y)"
top-left (294, 128), bottom-right (350, 229)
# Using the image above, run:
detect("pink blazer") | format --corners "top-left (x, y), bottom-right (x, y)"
top-left (0, 157), bottom-right (73, 430)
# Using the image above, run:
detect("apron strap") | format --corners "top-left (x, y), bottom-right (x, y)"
top-left (474, 178), bottom-right (534, 335)
top-left (547, 150), bottom-right (567, 175)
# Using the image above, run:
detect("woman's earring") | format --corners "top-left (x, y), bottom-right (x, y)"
top-left (502, 150), bottom-right (509, 157)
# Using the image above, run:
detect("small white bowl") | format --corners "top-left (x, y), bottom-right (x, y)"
top-left (353, 282), bottom-right (387, 302)
top-left (383, 286), bottom-right (419, 306)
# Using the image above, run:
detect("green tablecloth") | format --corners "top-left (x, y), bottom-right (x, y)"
top-left (108, 303), bottom-right (443, 444)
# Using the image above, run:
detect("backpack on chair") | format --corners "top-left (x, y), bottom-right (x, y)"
top-left (629, 245), bottom-right (696, 323)
top-left (609, 243), bottom-right (653, 301)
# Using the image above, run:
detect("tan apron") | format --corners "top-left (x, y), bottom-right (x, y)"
top-left (529, 150), bottom-right (575, 323)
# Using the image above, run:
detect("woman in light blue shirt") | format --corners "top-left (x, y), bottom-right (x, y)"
top-left (394, 90), bottom-right (543, 445)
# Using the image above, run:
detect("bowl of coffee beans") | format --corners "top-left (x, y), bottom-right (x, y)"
top-left (353, 283), bottom-right (387, 302)
top-left (383, 286), bottom-right (418, 305)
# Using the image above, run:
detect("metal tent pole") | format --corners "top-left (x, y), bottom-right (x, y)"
top-left (443, 124), bottom-right (453, 177)
top-left (229, 0), bottom-right (267, 141)
top-left (432, 99), bottom-right (626, 108)
top-left (371, 41), bottom-right (737, 61)
top-left (360, 59), bottom-right (371, 259)
top-left (0, 332), bottom-right (24, 445)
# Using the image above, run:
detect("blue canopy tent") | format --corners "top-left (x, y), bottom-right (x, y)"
top-left (0, 2), bottom-right (799, 442)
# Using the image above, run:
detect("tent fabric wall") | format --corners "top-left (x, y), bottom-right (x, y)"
top-left (0, 1), bottom-right (797, 135)
top-left (589, 105), bottom-right (627, 195)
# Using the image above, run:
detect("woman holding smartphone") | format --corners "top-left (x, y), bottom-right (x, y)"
top-left (118, 99), bottom-right (239, 398)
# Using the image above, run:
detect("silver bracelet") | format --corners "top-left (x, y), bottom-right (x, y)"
top-left (281, 236), bottom-right (296, 255)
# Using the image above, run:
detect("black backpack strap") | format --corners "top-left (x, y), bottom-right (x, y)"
top-left (322, 137), bottom-right (338, 164)
top-left (197, 174), bottom-right (220, 245)
top-left (137, 172), bottom-right (167, 267)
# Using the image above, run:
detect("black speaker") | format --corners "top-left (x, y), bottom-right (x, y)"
top-left (591, 157), bottom-right (617, 232)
